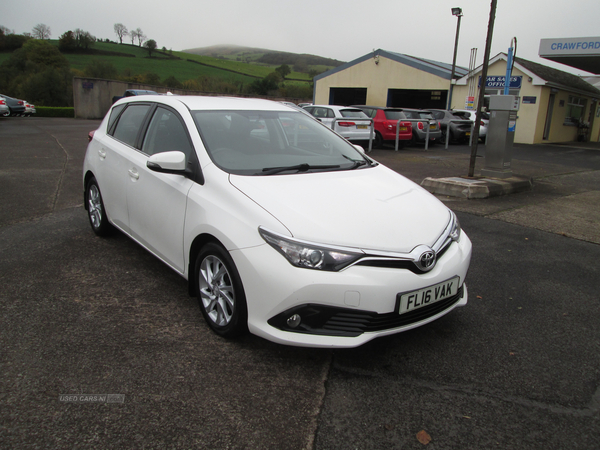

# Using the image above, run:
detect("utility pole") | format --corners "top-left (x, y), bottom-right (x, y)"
top-left (447, 7), bottom-right (463, 110)
top-left (468, 0), bottom-right (497, 178)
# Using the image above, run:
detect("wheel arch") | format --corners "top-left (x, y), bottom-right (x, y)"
top-left (83, 170), bottom-right (96, 211)
top-left (187, 233), bottom-right (224, 297)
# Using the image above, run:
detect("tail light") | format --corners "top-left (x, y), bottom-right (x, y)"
top-left (17, 100), bottom-right (24, 106)
top-left (480, 121), bottom-right (485, 126)
top-left (0, 100), bottom-right (5, 105)
top-left (417, 122), bottom-right (424, 130)
top-left (338, 122), bottom-right (356, 127)
top-left (88, 130), bottom-right (96, 142)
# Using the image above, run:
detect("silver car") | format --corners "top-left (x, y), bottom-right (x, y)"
top-left (303, 105), bottom-right (373, 143)
top-left (0, 97), bottom-right (9, 116)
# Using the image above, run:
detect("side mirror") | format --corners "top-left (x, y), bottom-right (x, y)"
top-left (147, 151), bottom-right (188, 175)
top-left (353, 144), bottom-right (365, 154)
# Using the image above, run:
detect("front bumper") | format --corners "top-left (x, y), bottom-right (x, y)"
top-left (231, 232), bottom-right (472, 348)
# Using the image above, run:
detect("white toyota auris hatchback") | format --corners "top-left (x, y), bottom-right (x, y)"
top-left (83, 95), bottom-right (472, 348)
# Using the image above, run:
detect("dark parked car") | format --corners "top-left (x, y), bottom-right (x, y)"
top-left (352, 106), bottom-right (413, 148)
top-left (112, 89), bottom-right (158, 104)
top-left (0, 94), bottom-right (26, 116)
top-left (430, 109), bottom-right (473, 143)
top-left (398, 109), bottom-right (442, 145)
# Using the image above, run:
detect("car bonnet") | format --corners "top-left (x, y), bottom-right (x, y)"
top-left (229, 165), bottom-right (451, 253)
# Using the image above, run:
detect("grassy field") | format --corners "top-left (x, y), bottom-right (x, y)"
top-left (9, 41), bottom-right (314, 84)
top-left (0, 40), bottom-right (321, 97)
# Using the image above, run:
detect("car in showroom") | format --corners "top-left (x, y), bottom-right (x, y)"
top-left (397, 108), bottom-right (442, 145)
top-left (351, 106), bottom-right (413, 148)
top-left (429, 109), bottom-right (473, 144)
top-left (83, 95), bottom-right (472, 348)
top-left (302, 105), bottom-right (373, 144)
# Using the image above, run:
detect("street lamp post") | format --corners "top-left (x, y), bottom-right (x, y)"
top-left (447, 7), bottom-right (463, 110)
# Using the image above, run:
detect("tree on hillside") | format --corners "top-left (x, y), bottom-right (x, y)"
top-left (32, 23), bottom-right (51, 40)
top-left (113, 23), bottom-right (128, 44)
top-left (0, 27), bottom-right (30, 52)
top-left (133, 28), bottom-right (146, 46)
top-left (130, 29), bottom-right (138, 45)
top-left (0, 39), bottom-right (72, 106)
top-left (58, 31), bottom-right (76, 52)
top-left (275, 64), bottom-right (291, 80)
top-left (74, 28), bottom-right (95, 50)
top-left (144, 39), bottom-right (157, 57)
top-left (249, 71), bottom-right (282, 95)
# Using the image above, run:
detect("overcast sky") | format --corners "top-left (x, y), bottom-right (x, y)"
top-left (3, 0), bottom-right (599, 75)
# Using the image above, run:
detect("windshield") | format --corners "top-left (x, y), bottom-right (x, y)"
top-left (192, 110), bottom-right (372, 175)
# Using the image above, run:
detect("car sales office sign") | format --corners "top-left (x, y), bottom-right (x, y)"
top-left (478, 75), bottom-right (523, 89)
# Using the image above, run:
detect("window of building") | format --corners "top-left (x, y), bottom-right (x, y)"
top-left (564, 95), bottom-right (587, 125)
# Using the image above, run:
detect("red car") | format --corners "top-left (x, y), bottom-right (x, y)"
top-left (352, 106), bottom-right (413, 148)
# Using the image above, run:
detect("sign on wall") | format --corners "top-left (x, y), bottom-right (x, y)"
top-left (478, 76), bottom-right (523, 89)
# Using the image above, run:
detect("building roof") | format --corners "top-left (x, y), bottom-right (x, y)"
top-left (514, 56), bottom-right (600, 96)
top-left (314, 49), bottom-right (468, 82)
top-left (456, 53), bottom-right (600, 97)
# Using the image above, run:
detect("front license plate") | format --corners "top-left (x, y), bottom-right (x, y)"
top-left (398, 276), bottom-right (460, 314)
top-left (357, 124), bottom-right (368, 129)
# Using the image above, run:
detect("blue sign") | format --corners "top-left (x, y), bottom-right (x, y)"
top-left (82, 82), bottom-right (94, 89)
top-left (479, 76), bottom-right (522, 89)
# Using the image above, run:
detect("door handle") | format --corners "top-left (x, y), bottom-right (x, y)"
top-left (128, 169), bottom-right (139, 180)
top-left (98, 148), bottom-right (107, 159)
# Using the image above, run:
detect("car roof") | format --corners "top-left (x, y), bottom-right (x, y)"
top-left (352, 105), bottom-right (403, 111)
top-left (118, 95), bottom-right (296, 112)
top-left (309, 104), bottom-right (364, 111)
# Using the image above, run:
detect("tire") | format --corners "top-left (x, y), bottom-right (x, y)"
top-left (195, 243), bottom-right (248, 338)
top-left (373, 131), bottom-right (383, 149)
top-left (86, 177), bottom-right (112, 236)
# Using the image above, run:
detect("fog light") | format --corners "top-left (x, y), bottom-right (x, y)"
top-left (287, 314), bottom-right (301, 328)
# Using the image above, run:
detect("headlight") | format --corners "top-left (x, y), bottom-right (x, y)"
top-left (259, 227), bottom-right (363, 271)
top-left (449, 212), bottom-right (461, 242)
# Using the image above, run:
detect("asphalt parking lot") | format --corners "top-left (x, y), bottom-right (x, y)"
top-left (1, 117), bottom-right (599, 449)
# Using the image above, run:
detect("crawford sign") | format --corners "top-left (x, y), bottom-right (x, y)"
top-left (540, 37), bottom-right (600, 56)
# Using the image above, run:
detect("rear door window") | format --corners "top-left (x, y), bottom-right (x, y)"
top-left (111, 104), bottom-right (151, 148)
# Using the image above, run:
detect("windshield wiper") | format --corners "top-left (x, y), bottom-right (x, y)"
top-left (342, 154), bottom-right (373, 169)
top-left (261, 163), bottom-right (340, 175)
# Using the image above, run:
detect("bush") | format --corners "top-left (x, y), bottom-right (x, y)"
top-left (35, 106), bottom-right (75, 117)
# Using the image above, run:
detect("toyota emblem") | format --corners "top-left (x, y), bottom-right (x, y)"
top-left (418, 250), bottom-right (436, 271)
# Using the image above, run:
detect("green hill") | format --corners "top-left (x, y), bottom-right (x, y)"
top-left (0, 40), bottom-right (341, 86)
top-left (183, 44), bottom-right (344, 75)
top-left (12, 41), bottom-right (338, 85)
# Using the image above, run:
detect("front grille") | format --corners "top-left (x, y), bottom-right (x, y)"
top-left (268, 285), bottom-right (464, 337)
top-left (355, 239), bottom-right (451, 274)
